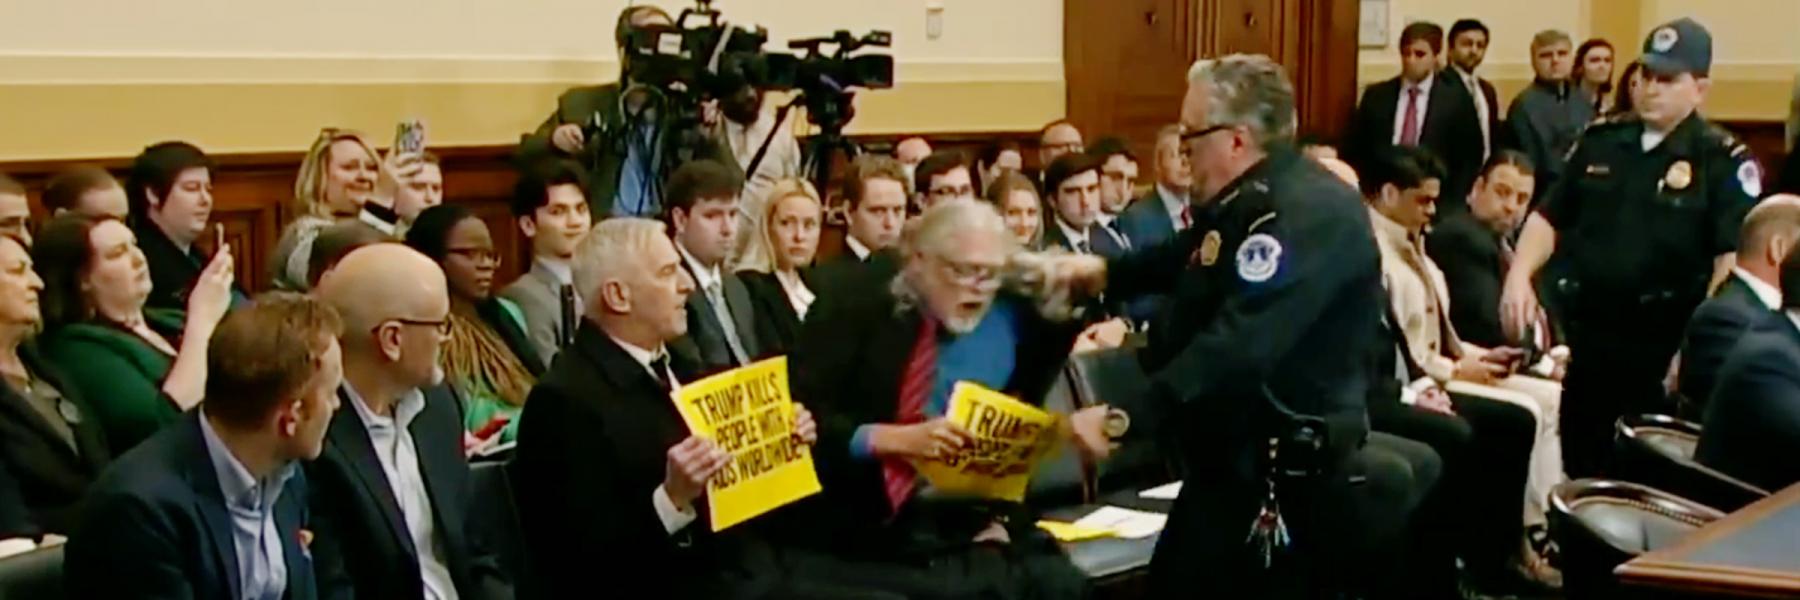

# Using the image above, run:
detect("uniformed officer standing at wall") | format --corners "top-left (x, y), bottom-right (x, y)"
top-left (1053, 54), bottom-right (1433, 598)
top-left (1501, 18), bottom-right (1765, 478)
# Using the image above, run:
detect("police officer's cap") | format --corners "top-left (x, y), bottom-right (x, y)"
top-left (1640, 18), bottom-right (1712, 78)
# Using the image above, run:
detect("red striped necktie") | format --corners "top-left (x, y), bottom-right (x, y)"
top-left (882, 313), bottom-right (938, 515)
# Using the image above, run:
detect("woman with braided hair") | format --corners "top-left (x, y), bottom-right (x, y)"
top-left (405, 204), bottom-right (545, 445)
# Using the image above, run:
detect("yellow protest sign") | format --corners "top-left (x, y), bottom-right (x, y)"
top-left (912, 382), bottom-right (1063, 502)
top-left (671, 356), bottom-right (822, 531)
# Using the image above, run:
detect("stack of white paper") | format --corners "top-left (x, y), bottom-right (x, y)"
top-left (1138, 481), bottom-right (1183, 500)
top-left (1073, 506), bottom-right (1168, 539)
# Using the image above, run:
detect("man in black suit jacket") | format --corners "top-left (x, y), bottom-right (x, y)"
top-left (664, 160), bottom-right (770, 374)
top-left (1446, 19), bottom-right (1502, 160)
top-left (1678, 195), bottom-right (1800, 412)
top-left (1347, 21), bottom-right (1484, 210)
top-left (788, 200), bottom-right (1109, 599)
top-left (1041, 153), bottom-right (1130, 258)
top-left (65, 293), bottom-right (350, 600)
top-left (1695, 253), bottom-right (1800, 492)
top-left (1428, 151), bottom-right (1544, 350)
top-left (309, 244), bottom-right (512, 600)
top-left (810, 155), bottom-right (910, 300)
top-left (515, 218), bottom-right (886, 600)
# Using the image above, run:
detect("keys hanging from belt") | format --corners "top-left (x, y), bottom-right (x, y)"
top-left (1246, 436), bottom-right (1292, 569)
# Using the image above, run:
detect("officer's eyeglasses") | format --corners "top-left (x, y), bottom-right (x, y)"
top-left (1178, 124), bottom-right (1234, 158)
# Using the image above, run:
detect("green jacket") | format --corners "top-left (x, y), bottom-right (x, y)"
top-left (40, 309), bottom-right (188, 453)
top-left (516, 83), bottom-right (740, 218)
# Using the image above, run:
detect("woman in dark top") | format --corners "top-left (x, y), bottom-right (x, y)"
top-left (0, 234), bottom-right (109, 536)
top-left (33, 214), bottom-right (233, 453)
top-left (735, 179), bottom-right (823, 352)
top-left (405, 204), bottom-right (544, 444)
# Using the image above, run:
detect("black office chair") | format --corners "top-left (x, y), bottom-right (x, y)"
top-left (467, 459), bottom-right (527, 596)
top-left (1613, 414), bottom-right (1769, 512)
top-left (0, 544), bottom-right (63, 600)
top-left (1026, 369), bottom-right (1092, 510)
top-left (1063, 346), bottom-right (1177, 494)
top-left (1547, 479), bottom-right (1723, 599)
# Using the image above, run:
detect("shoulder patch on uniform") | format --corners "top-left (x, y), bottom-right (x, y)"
top-left (1739, 161), bottom-right (1764, 198)
top-left (1236, 233), bottom-right (1283, 283)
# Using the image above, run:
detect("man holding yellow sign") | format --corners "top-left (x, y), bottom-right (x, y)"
top-left (515, 219), bottom-right (880, 599)
top-left (787, 200), bottom-right (1111, 599)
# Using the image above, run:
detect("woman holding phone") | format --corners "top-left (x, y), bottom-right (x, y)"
top-left (33, 214), bottom-right (234, 453)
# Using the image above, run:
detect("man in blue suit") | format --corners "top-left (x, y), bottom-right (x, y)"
top-left (1118, 125), bottom-right (1194, 249)
top-left (64, 293), bottom-right (351, 600)
top-left (1678, 195), bottom-right (1800, 414)
top-left (1697, 245), bottom-right (1800, 492)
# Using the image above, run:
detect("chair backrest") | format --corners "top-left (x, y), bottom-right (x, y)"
top-left (1613, 414), bottom-right (1769, 512)
top-left (0, 544), bottom-right (63, 600)
top-left (467, 459), bottom-right (527, 595)
top-left (1548, 478), bottom-right (1723, 599)
top-left (1064, 346), bottom-right (1176, 493)
top-left (1026, 369), bottom-right (1092, 509)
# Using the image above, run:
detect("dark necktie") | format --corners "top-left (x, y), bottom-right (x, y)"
top-left (882, 314), bottom-right (938, 515)
top-left (558, 284), bottom-right (578, 348)
top-left (650, 353), bottom-right (673, 393)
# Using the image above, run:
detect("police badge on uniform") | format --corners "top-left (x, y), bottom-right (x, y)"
top-left (1665, 160), bottom-right (1693, 190)
top-left (1236, 234), bottom-right (1282, 283)
top-left (1651, 27), bottom-right (1679, 52)
top-left (1193, 230), bottom-right (1222, 267)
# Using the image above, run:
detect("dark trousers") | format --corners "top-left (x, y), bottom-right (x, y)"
top-left (1146, 436), bottom-right (1438, 599)
top-left (1371, 394), bottom-right (1536, 596)
top-left (1562, 302), bottom-right (1691, 478)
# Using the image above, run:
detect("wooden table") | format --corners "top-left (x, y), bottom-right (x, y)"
top-left (1617, 482), bottom-right (1800, 598)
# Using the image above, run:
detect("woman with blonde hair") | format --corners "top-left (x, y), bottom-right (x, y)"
top-left (984, 171), bottom-right (1045, 250)
top-left (735, 178), bottom-right (822, 352)
top-left (269, 129), bottom-right (383, 291)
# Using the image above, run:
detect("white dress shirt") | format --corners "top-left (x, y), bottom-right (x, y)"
top-left (1054, 216), bottom-right (1092, 253)
top-left (677, 243), bottom-right (724, 294)
top-left (774, 269), bottom-right (816, 319)
top-left (1392, 74), bottom-right (1436, 145)
top-left (1157, 184), bottom-right (1191, 232)
top-left (844, 235), bottom-right (872, 261)
top-left (1453, 66), bottom-right (1492, 160)
top-left (345, 386), bottom-right (458, 600)
top-left (1734, 267), bottom-right (1784, 310)
top-left (606, 335), bottom-right (696, 535)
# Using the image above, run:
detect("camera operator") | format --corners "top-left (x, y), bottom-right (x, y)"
top-left (518, 5), bottom-right (739, 219)
top-left (717, 79), bottom-right (802, 256)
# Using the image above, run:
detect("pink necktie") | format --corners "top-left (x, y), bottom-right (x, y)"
top-left (1400, 87), bottom-right (1422, 146)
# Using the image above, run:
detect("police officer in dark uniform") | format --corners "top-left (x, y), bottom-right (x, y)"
top-left (1055, 54), bottom-right (1436, 598)
top-left (1501, 18), bottom-right (1764, 478)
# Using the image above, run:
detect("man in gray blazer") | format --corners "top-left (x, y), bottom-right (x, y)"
top-left (501, 160), bottom-right (594, 363)
top-left (664, 160), bottom-right (769, 374)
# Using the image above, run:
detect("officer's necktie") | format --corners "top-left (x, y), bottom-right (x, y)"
top-left (705, 281), bottom-right (751, 364)
top-left (1400, 86), bottom-right (1423, 146)
top-left (558, 283), bottom-right (578, 348)
top-left (883, 314), bottom-right (937, 515)
top-left (1074, 239), bottom-right (1091, 255)
top-left (1103, 222), bottom-right (1132, 252)
top-left (1178, 205), bottom-right (1193, 231)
